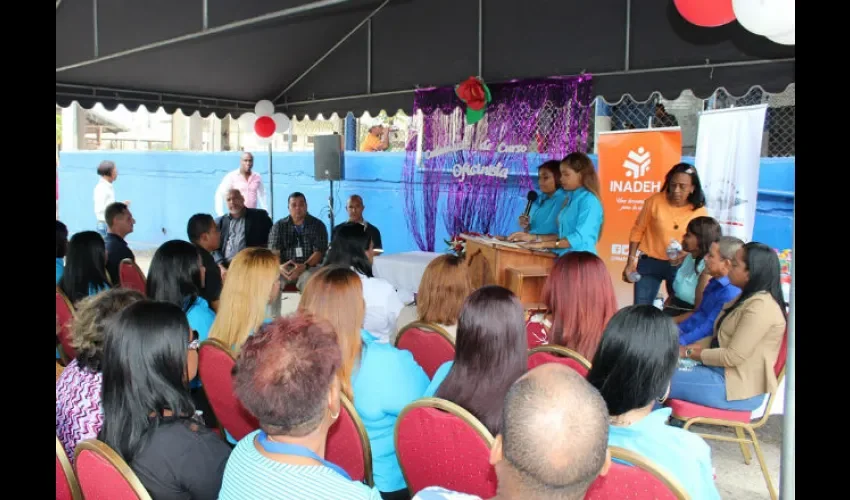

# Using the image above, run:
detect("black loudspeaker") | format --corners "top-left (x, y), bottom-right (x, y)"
top-left (313, 134), bottom-right (345, 181)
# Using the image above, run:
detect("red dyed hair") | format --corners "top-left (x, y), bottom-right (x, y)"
top-left (541, 252), bottom-right (618, 361)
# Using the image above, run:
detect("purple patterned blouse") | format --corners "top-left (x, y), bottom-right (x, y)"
top-left (56, 359), bottom-right (103, 463)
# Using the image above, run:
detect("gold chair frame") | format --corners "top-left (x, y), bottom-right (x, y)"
top-left (56, 435), bottom-right (83, 500)
top-left (670, 368), bottom-right (785, 500)
top-left (608, 446), bottom-right (690, 500)
top-left (338, 393), bottom-right (375, 487)
top-left (395, 321), bottom-right (456, 348)
top-left (527, 344), bottom-right (592, 371)
top-left (395, 397), bottom-right (494, 497)
top-left (74, 439), bottom-right (153, 500)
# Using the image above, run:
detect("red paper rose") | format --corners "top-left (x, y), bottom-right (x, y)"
top-left (457, 77), bottom-right (487, 111)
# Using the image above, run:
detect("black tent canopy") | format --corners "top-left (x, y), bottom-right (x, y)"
top-left (56, 0), bottom-right (795, 119)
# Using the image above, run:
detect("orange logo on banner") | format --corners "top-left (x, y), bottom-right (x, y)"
top-left (596, 129), bottom-right (682, 307)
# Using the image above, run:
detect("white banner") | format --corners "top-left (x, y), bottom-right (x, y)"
top-left (694, 104), bottom-right (767, 242)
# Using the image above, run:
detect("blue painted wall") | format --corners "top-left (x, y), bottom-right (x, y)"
top-left (58, 151), bottom-right (795, 253)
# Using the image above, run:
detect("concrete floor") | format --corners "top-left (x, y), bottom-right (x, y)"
top-left (135, 249), bottom-right (785, 499)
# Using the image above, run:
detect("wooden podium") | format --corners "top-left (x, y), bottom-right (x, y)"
top-left (462, 234), bottom-right (556, 306)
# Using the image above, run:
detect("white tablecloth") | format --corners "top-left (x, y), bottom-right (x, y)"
top-left (373, 251), bottom-right (442, 304)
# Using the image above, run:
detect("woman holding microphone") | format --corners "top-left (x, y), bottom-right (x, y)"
top-left (510, 152), bottom-right (604, 256)
top-left (624, 163), bottom-right (708, 305)
top-left (507, 160), bottom-right (566, 239)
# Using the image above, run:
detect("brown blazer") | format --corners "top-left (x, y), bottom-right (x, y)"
top-left (700, 291), bottom-right (786, 401)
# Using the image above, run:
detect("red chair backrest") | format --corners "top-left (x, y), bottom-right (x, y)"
top-left (326, 395), bottom-right (373, 486)
top-left (526, 320), bottom-right (549, 348)
top-left (396, 399), bottom-right (497, 498)
top-left (56, 287), bottom-right (77, 360)
top-left (585, 447), bottom-right (688, 500)
top-left (75, 440), bottom-right (152, 500)
top-left (119, 259), bottom-right (146, 295)
top-left (396, 327), bottom-right (455, 378)
top-left (528, 351), bottom-right (589, 377)
top-left (57, 437), bottom-right (82, 500)
top-left (198, 340), bottom-right (259, 440)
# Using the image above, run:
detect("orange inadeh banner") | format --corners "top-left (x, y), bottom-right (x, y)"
top-left (596, 129), bottom-right (682, 307)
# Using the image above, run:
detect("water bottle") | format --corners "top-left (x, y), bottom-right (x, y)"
top-left (666, 239), bottom-right (683, 260)
top-left (653, 296), bottom-right (664, 310)
top-left (627, 271), bottom-right (642, 283)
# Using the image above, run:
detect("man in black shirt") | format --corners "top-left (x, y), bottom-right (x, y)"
top-left (332, 194), bottom-right (383, 250)
top-left (187, 213), bottom-right (223, 311)
top-left (104, 202), bottom-right (136, 285)
top-left (268, 192), bottom-right (328, 292)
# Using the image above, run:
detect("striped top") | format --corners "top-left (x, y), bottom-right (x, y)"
top-left (219, 430), bottom-right (382, 500)
top-left (56, 360), bottom-right (103, 463)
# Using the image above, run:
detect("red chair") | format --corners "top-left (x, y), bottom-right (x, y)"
top-left (74, 439), bottom-right (153, 500)
top-left (395, 322), bottom-right (456, 378)
top-left (585, 446), bottom-right (688, 500)
top-left (665, 330), bottom-right (788, 500)
top-left (198, 339), bottom-right (259, 441)
top-left (527, 345), bottom-right (591, 377)
top-left (56, 436), bottom-right (82, 500)
top-left (56, 286), bottom-right (77, 364)
top-left (395, 397), bottom-right (497, 498)
top-left (524, 312), bottom-right (550, 348)
top-left (326, 394), bottom-right (374, 486)
top-left (119, 259), bottom-right (147, 295)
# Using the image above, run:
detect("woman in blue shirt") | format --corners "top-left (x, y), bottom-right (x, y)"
top-left (300, 266), bottom-right (429, 499)
top-left (59, 231), bottom-right (111, 304)
top-left (666, 217), bottom-right (721, 318)
top-left (507, 160), bottom-right (566, 240)
top-left (516, 153), bottom-right (604, 256)
top-left (424, 286), bottom-right (527, 436)
top-left (587, 305), bottom-right (720, 500)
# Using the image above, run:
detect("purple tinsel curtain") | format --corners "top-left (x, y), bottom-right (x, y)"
top-left (403, 76), bottom-right (594, 251)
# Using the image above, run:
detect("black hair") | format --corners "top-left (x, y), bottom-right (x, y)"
top-left (435, 286), bottom-right (528, 435)
top-left (661, 163), bottom-right (706, 209)
top-left (686, 216), bottom-right (722, 268)
top-left (146, 240), bottom-right (203, 311)
top-left (56, 220), bottom-right (69, 259)
top-left (587, 305), bottom-right (678, 416)
top-left (60, 231), bottom-right (110, 303)
top-left (187, 214), bottom-right (215, 244)
top-left (537, 160), bottom-right (562, 186)
top-left (98, 300), bottom-right (195, 464)
top-left (325, 222), bottom-right (374, 278)
top-left (288, 192), bottom-right (306, 204)
top-left (716, 242), bottom-right (787, 330)
top-left (105, 202), bottom-right (129, 228)
top-left (96, 160), bottom-right (116, 177)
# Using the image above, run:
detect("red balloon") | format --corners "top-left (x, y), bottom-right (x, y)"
top-left (254, 116), bottom-right (275, 138)
top-left (674, 0), bottom-right (736, 28)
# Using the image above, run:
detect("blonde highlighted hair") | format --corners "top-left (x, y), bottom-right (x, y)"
top-left (209, 248), bottom-right (280, 352)
top-left (417, 254), bottom-right (472, 326)
top-left (298, 266), bottom-right (365, 400)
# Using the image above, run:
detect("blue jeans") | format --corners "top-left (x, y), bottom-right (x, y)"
top-left (634, 255), bottom-right (679, 305)
top-left (669, 365), bottom-right (766, 411)
top-left (96, 221), bottom-right (108, 238)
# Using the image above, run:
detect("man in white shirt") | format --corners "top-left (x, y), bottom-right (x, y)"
top-left (93, 161), bottom-right (129, 237)
top-left (214, 152), bottom-right (268, 217)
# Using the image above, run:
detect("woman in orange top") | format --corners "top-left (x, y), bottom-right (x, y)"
top-left (624, 163), bottom-right (709, 305)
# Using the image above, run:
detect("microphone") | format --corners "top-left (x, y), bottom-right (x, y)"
top-left (523, 190), bottom-right (539, 218)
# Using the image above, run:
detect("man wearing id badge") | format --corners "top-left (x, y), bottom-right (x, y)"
top-left (268, 192), bottom-right (329, 294)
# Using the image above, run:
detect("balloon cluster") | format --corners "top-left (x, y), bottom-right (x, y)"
top-left (237, 100), bottom-right (292, 145)
top-left (674, 0), bottom-right (794, 45)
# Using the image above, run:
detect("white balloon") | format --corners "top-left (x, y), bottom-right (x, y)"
top-left (272, 113), bottom-right (291, 134)
top-left (732, 0), bottom-right (794, 38)
top-left (254, 100), bottom-right (275, 117)
top-left (237, 112), bottom-right (257, 131)
top-left (768, 29), bottom-right (795, 45)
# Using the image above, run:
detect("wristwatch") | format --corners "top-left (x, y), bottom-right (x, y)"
top-left (685, 348), bottom-right (693, 357)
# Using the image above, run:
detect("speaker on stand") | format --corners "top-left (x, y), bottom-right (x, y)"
top-left (313, 134), bottom-right (345, 231)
